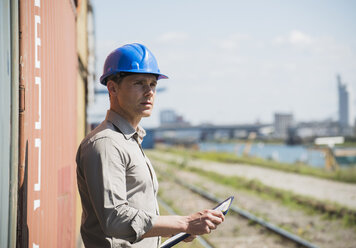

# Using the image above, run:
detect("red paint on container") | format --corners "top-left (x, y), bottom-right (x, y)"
top-left (19, 0), bottom-right (78, 247)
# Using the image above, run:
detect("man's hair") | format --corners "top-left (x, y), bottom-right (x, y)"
top-left (106, 73), bottom-right (124, 85)
top-left (107, 72), bottom-right (135, 100)
top-left (107, 72), bottom-right (159, 85)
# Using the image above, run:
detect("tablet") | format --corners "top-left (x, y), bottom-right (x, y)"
top-left (160, 196), bottom-right (234, 248)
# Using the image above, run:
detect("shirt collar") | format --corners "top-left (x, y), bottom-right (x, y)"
top-left (105, 109), bottom-right (146, 143)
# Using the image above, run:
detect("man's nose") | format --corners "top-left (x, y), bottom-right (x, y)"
top-left (143, 84), bottom-right (155, 95)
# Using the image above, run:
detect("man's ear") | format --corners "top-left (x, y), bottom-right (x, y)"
top-left (107, 80), bottom-right (118, 96)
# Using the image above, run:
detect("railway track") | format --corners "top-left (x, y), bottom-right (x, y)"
top-left (158, 197), bottom-right (214, 248)
top-left (157, 168), bottom-right (319, 248)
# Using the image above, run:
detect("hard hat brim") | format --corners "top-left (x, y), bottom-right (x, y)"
top-left (100, 70), bottom-right (169, 85)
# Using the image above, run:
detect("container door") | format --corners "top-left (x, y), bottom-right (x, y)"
top-left (19, 1), bottom-right (78, 247)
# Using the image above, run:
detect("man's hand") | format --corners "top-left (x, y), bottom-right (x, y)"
top-left (186, 209), bottom-right (225, 235)
top-left (141, 210), bottom-right (224, 240)
top-left (183, 235), bottom-right (197, 243)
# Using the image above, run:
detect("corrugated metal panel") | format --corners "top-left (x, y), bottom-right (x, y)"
top-left (0, 0), bottom-right (12, 247)
top-left (75, 2), bottom-right (97, 245)
top-left (77, 0), bottom-right (88, 70)
top-left (76, 1), bottom-right (89, 246)
top-left (19, 0), bottom-right (78, 247)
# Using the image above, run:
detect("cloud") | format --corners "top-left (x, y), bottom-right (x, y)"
top-left (156, 32), bottom-right (189, 43)
top-left (274, 30), bottom-right (314, 46)
top-left (217, 33), bottom-right (250, 50)
top-left (273, 30), bottom-right (355, 61)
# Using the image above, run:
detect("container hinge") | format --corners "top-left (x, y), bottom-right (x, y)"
top-left (19, 85), bottom-right (25, 113)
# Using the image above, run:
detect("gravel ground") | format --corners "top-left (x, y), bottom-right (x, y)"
top-left (157, 168), bottom-right (298, 248)
top-left (149, 150), bottom-right (356, 210)
top-left (151, 155), bottom-right (356, 248)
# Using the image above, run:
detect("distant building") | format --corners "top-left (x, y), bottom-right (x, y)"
top-left (274, 113), bottom-right (294, 139)
top-left (160, 109), bottom-right (190, 127)
top-left (337, 74), bottom-right (354, 135)
top-left (296, 120), bottom-right (339, 139)
top-left (160, 109), bottom-right (177, 124)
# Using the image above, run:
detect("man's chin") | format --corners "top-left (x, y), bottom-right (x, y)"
top-left (141, 111), bottom-right (152, 118)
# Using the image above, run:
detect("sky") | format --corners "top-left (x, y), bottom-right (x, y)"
top-left (89, 0), bottom-right (356, 128)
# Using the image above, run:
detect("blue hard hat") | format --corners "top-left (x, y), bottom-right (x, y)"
top-left (100, 43), bottom-right (168, 85)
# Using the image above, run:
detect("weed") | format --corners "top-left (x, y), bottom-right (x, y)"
top-left (149, 152), bottom-right (356, 227)
top-left (158, 147), bottom-right (356, 183)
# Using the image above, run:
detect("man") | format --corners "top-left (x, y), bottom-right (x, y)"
top-left (76, 43), bottom-right (224, 248)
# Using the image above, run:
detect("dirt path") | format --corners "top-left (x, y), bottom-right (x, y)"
top-left (149, 150), bottom-right (356, 210)
top-left (157, 166), bottom-right (298, 248)
top-left (153, 159), bottom-right (356, 248)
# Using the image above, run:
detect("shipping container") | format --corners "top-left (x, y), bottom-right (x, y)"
top-left (18, 0), bottom-right (78, 246)
top-left (0, 1), bottom-right (18, 247)
top-left (0, 0), bottom-right (93, 247)
top-left (76, 0), bottom-right (95, 246)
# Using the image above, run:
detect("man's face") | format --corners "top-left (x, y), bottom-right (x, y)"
top-left (113, 73), bottom-right (157, 122)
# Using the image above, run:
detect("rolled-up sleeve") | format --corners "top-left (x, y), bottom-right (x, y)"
top-left (79, 137), bottom-right (157, 243)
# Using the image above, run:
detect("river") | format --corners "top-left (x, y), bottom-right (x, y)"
top-left (199, 142), bottom-right (356, 167)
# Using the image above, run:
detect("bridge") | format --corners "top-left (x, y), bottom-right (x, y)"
top-left (142, 123), bottom-right (273, 148)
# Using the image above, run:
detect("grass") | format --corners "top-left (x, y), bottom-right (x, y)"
top-left (149, 152), bottom-right (356, 227)
top-left (156, 147), bottom-right (356, 184)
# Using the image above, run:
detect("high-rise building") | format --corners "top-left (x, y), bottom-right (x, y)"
top-left (337, 74), bottom-right (353, 129)
top-left (274, 113), bottom-right (294, 139)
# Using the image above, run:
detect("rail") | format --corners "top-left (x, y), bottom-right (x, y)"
top-left (172, 177), bottom-right (320, 248)
top-left (158, 197), bottom-right (214, 248)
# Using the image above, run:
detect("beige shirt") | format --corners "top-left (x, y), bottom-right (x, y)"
top-left (76, 110), bottom-right (160, 248)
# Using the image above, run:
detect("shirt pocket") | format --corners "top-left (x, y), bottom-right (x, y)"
top-left (126, 157), bottom-right (153, 191)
